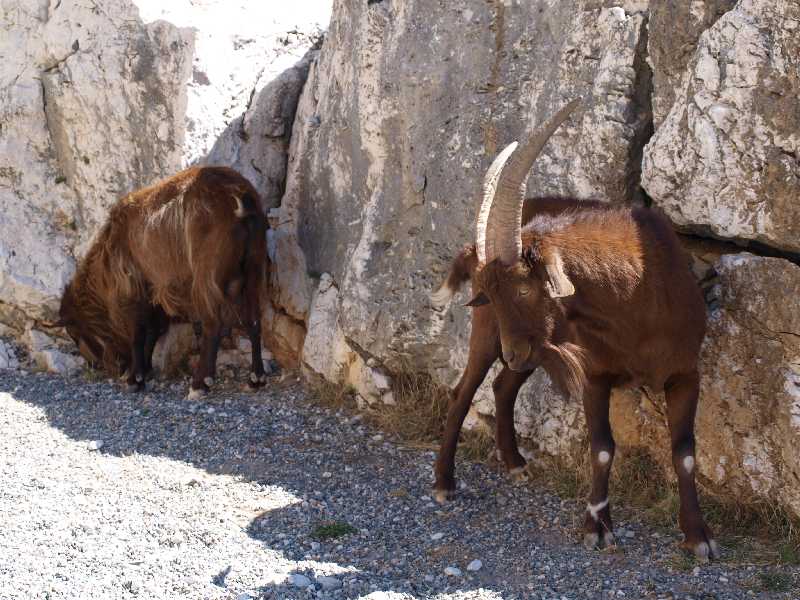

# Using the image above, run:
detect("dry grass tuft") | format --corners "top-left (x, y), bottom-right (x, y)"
top-left (309, 370), bottom-right (494, 461)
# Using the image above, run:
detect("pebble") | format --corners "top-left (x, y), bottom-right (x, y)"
top-left (317, 576), bottom-right (342, 590)
top-left (430, 532), bottom-right (445, 541)
top-left (444, 566), bottom-right (462, 577)
top-left (466, 559), bottom-right (483, 572)
top-left (288, 574), bottom-right (312, 587)
top-left (87, 440), bottom-right (104, 451)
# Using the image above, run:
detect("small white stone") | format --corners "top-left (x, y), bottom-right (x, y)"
top-left (88, 440), bottom-right (104, 451)
top-left (466, 559), bottom-right (483, 572)
top-left (430, 532), bottom-right (445, 541)
top-left (444, 566), bottom-right (462, 577)
top-left (624, 530), bottom-right (635, 539)
top-left (598, 450), bottom-right (610, 465)
top-left (310, 541), bottom-right (320, 551)
top-left (719, 576), bottom-right (729, 583)
top-left (322, 471), bottom-right (332, 478)
top-left (288, 574), bottom-right (312, 587)
top-left (692, 567), bottom-right (701, 577)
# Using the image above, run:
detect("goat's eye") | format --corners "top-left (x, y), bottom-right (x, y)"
top-left (518, 287), bottom-right (531, 297)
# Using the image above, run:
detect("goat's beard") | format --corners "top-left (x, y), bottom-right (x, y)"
top-left (543, 341), bottom-right (587, 400)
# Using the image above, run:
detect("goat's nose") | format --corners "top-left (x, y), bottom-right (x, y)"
top-left (502, 349), bottom-right (515, 364)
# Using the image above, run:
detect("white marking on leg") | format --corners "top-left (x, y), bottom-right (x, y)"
top-left (187, 388), bottom-right (205, 400)
top-left (587, 498), bottom-right (608, 521)
top-left (135, 374), bottom-right (143, 383)
top-left (250, 372), bottom-right (259, 384)
top-left (694, 541), bottom-right (710, 562)
top-left (203, 376), bottom-right (213, 387)
top-left (683, 455), bottom-right (695, 474)
top-left (598, 450), bottom-right (610, 465)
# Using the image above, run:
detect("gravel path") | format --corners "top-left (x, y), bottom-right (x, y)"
top-left (1, 370), bottom-right (797, 600)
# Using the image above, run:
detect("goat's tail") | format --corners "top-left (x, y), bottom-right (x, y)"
top-left (239, 192), bottom-right (268, 325)
top-left (430, 245), bottom-right (478, 309)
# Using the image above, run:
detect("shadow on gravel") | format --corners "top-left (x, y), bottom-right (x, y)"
top-left (3, 371), bottom-right (797, 599)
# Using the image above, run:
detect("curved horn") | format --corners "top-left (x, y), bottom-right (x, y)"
top-left (486, 98), bottom-right (581, 265)
top-left (475, 141), bottom-right (518, 264)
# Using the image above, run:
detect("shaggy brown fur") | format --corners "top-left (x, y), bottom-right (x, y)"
top-left (433, 198), bottom-right (715, 560)
top-left (58, 166), bottom-right (269, 396)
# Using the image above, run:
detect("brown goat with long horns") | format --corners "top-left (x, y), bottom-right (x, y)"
top-left (431, 100), bottom-right (716, 560)
top-left (55, 166), bottom-right (270, 398)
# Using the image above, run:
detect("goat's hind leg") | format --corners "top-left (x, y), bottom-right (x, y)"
top-left (242, 278), bottom-right (267, 389)
top-left (665, 370), bottom-right (718, 561)
top-left (581, 376), bottom-right (616, 550)
top-left (126, 304), bottom-right (155, 392)
top-left (188, 320), bottom-right (222, 399)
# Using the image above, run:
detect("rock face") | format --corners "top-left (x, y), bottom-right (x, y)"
top-left (697, 254), bottom-right (800, 516)
top-left (280, 0), bottom-right (652, 386)
top-left (647, 0), bottom-right (736, 128)
top-left (643, 0), bottom-right (800, 252)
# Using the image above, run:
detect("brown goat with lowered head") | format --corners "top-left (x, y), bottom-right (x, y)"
top-left (431, 101), bottom-right (716, 560)
top-left (56, 166), bottom-right (269, 398)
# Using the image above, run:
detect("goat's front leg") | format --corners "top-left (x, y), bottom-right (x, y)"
top-left (434, 306), bottom-right (498, 502)
top-left (665, 370), bottom-right (718, 561)
top-left (493, 366), bottom-right (535, 481)
top-left (188, 321), bottom-right (222, 399)
top-left (581, 376), bottom-right (615, 550)
top-left (126, 306), bottom-right (153, 392)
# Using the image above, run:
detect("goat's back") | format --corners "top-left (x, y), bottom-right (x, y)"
top-left (531, 203), bottom-right (706, 388)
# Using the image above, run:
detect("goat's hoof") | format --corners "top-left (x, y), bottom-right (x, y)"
top-left (125, 375), bottom-right (145, 393)
top-left (583, 529), bottom-right (615, 550)
top-left (685, 538), bottom-right (720, 563)
top-left (583, 532), bottom-right (600, 550)
top-left (248, 371), bottom-right (268, 388)
top-left (186, 387), bottom-right (206, 400)
top-left (508, 465), bottom-right (530, 483)
top-left (433, 488), bottom-right (455, 504)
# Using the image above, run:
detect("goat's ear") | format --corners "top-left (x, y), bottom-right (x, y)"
top-left (544, 251), bottom-right (575, 298)
top-left (465, 291), bottom-right (490, 307)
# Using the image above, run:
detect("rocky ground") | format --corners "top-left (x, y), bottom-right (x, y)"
top-left (0, 368), bottom-right (798, 600)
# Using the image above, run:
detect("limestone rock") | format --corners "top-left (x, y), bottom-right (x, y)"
top-left (0, 339), bottom-right (19, 370)
top-left (694, 254), bottom-right (800, 516)
top-left (647, 0), bottom-right (736, 128)
top-left (36, 347), bottom-right (84, 376)
top-left (643, 0), bottom-right (800, 252)
top-left (279, 0), bottom-right (651, 383)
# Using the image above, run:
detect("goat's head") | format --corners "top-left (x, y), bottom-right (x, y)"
top-left (54, 279), bottom-right (113, 370)
top-left (468, 100), bottom-right (580, 374)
